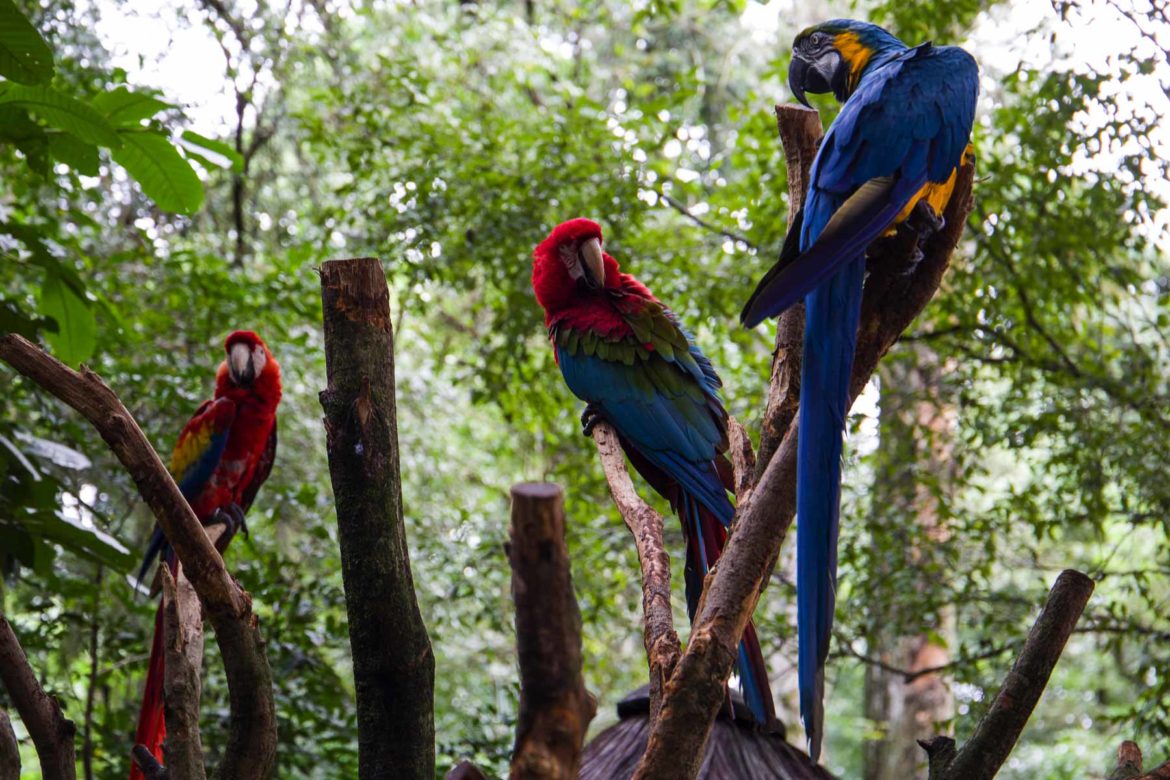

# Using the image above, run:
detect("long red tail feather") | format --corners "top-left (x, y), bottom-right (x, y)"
top-left (130, 602), bottom-right (167, 780)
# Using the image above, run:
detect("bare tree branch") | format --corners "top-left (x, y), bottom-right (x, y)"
top-left (130, 745), bottom-right (169, 780)
top-left (319, 257), bottom-right (435, 779)
top-left (929, 569), bottom-right (1095, 780)
top-left (0, 707), bottom-right (21, 780)
top-left (0, 615), bottom-right (76, 780)
top-left (634, 107), bottom-right (977, 779)
top-left (1110, 740), bottom-right (1144, 780)
top-left (752, 105), bottom-right (821, 483)
top-left (157, 554), bottom-right (212, 780)
top-left (590, 422), bottom-right (682, 721)
top-left (0, 334), bottom-right (276, 779)
top-left (508, 483), bottom-right (596, 780)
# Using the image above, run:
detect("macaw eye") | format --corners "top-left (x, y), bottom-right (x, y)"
top-left (810, 32), bottom-right (829, 47)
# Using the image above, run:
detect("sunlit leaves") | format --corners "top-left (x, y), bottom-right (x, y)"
top-left (111, 130), bottom-right (204, 214)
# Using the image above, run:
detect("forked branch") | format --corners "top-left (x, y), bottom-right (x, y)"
top-left (633, 104), bottom-right (977, 779)
top-left (0, 334), bottom-right (275, 778)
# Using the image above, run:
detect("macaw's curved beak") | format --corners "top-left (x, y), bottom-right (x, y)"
top-left (229, 342), bottom-right (256, 385)
top-left (580, 237), bottom-right (605, 289)
top-left (789, 54), bottom-right (812, 108)
top-left (789, 51), bottom-right (839, 108)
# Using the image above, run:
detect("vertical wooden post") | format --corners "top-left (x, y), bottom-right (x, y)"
top-left (508, 483), bottom-right (595, 780)
top-left (319, 257), bottom-right (435, 779)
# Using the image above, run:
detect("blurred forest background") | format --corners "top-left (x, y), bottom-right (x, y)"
top-left (1, 0), bottom-right (1168, 777)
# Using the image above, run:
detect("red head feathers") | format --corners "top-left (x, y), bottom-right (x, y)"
top-left (532, 218), bottom-right (625, 318)
top-left (215, 330), bottom-right (282, 408)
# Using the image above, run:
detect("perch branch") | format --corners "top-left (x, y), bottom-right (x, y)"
top-left (508, 483), bottom-right (596, 780)
top-left (929, 569), bottom-right (1094, 780)
top-left (752, 105), bottom-right (821, 483)
top-left (591, 422), bottom-right (682, 720)
top-left (0, 615), bottom-right (76, 780)
top-left (319, 257), bottom-right (435, 779)
top-left (634, 107), bottom-right (977, 779)
top-left (0, 333), bottom-right (276, 778)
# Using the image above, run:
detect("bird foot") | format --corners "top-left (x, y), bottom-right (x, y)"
top-left (580, 403), bottom-right (606, 438)
top-left (210, 502), bottom-right (248, 545)
top-left (894, 200), bottom-right (946, 275)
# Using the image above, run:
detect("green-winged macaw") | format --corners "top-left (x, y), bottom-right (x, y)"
top-left (533, 218), bottom-right (775, 725)
top-left (130, 331), bottom-right (281, 780)
top-left (741, 19), bottom-right (977, 759)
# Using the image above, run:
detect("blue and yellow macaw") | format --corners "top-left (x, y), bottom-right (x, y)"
top-left (741, 20), bottom-right (978, 759)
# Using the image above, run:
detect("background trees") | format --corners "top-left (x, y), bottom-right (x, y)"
top-left (1, 0), bottom-right (1167, 777)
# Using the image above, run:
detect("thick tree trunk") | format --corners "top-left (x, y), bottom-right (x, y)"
top-left (863, 347), bottom-right (956, 780)
top-left (319, 257), bottom-right (436, 780)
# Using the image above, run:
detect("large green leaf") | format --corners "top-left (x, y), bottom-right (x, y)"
top-left (0, 104), bottom-right (47, 173)
top-left (48, 132), bottom-right (99, 175)
top-left (111, 130), bottom-right (204, 214)
top-left (0, 0), bottom-right (53, 85)
top-left (38, 270), bottom-right (96, 366)
top-left (91, 86), bottom-right (171, 126)
top-left (0, 84), bottom-right (121, 147)
top-left (178, 129), bottom-right (244, 173)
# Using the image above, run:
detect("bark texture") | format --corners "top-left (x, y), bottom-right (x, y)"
top-left (633, 106), bottom-right (977, 779)
top-left (0, 333), bottom-right (276, 780)
top-left (928, 569), bottom-right (1094, 780)
top-left (319, 257), bottom-right (435, 780)
top-left (0, 707), bottom-right (21, 780)
top-left (591, 422), bottom-right (682, 721)
top-left (0, 615), bottom-right (76, 779)
top-left (160, 561), bottom-right (208, 780)
top-left (508, 483), bottom-right (596, 780)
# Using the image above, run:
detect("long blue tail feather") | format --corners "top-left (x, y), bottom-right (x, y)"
top-left (796, 253), bottom-right (865, 760)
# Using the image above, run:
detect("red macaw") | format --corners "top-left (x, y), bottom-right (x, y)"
top-left (532, 218), bottom-right (775, 725)
top-left (130, 330), bottom-right (281, 780)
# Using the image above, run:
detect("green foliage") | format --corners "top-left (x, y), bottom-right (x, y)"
top-left (2, 0), bottom-right (1169, 778)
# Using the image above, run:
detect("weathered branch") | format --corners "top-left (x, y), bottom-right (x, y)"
top-left (591, 422), bottom-right (681, 720)
top-left (158, 557), bottom-right (210, 780)
top-left (319, 257), bottom-right (435, 779)
top-left (726, 418), bottom-right (755, 504)
top-left (0, 706), bottom-right (21, 780)
top-left (130, 745), bottom-right (169, 780)
top-left (634, 106), bottom-right (977, 778)
top-left (508, 483), bottom-right (596, 780)
top-left (752, 105), bottom-right (821, 482)
top-left (934, 570), bottom-right (1094, 780)
top-left (1110, 741), bottom-right (1144, 780)
top-left (0, 615), bottom-right (76, 779)
top-left (0, 333), bottom-right (276, 779)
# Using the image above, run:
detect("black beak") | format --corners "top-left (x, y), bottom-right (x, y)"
top-left (789, 54), bottom-right (811, 108)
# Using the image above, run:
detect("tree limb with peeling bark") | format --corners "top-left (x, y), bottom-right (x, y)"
top-left (0, 334), bottom-right (276, 780)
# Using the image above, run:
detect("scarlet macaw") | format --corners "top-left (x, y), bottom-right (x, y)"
top-left (130, 330), bottom-right (282, 780)
top-left (741, 20), bottom-right (977, 759)
top-left (533, 218), bottom-right (775, 725)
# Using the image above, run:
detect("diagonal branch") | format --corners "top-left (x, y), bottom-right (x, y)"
top-left (633, 106), bottom-right (977, 779)
top-left (0, 334), bottom-right (276, 778)
top-left (932, 569), bottom-right (1094, 780)
top-left (591, 422), bottom-right (681, 721)
top-left (0, 615), bottom-right (75, 780)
